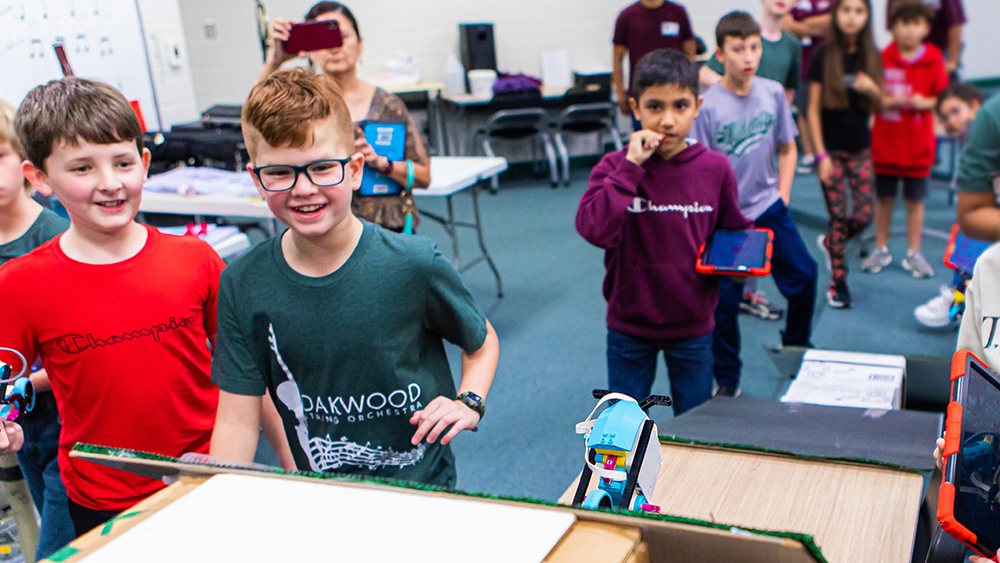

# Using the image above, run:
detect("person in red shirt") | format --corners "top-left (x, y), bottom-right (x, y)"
top-left (887, 0), bottom-right (966, 77)
top-left (867, 3), bottom-right (949, 278)
top-left (0, 78), bottom-right (224, 537)
top-left (613, 0), bottom-right (696, 122)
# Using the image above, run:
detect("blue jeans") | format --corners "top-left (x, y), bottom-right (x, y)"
top-left (713, 199), bottom-right (818, 389)
top-left (17, 392), bottom-right (74, 559)
top-left (607, 328), bottom-right (714, 416)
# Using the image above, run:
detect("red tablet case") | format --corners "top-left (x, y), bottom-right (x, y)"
top-left (944, 223), bottom-right (961, 270)
top-left (695, 228), bottom-right (774, 278)
top-left (938, 349), bottom-right (1000, 560)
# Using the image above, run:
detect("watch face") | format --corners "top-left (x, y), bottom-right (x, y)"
top-left (459, 392), bottom-right (484, 417)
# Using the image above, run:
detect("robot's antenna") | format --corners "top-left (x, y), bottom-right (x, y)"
top-left (591, 389), bottom-right (612, 400)
top-left (639, 395), bottom-right (672, 412)
top-left (0, 348), bottom-right (27, 384)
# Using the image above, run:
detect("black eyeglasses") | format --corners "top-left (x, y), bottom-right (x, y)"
top-left (251, 158), bottom-right (352, 192)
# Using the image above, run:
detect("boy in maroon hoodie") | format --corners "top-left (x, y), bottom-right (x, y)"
top-left (866, 3), bottom-right (949, 278)
top-left (576, 49), bottom-right (752, 416)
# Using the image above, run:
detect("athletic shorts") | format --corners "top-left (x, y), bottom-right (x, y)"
top-left (875, 174), bottom-right (929, 202)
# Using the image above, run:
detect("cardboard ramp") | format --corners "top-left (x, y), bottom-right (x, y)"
top-left (56, 446), bottom-right (826, 563)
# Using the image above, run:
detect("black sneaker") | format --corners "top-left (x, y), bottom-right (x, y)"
top-left (715, 385), bottom-right (741, 397)
top-left (827, 280), bottom-right (852, 309)
top-left (739, 291), bottom-right (784, 321)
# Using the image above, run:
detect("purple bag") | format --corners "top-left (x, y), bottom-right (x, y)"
top-left (493, 73), bottom-right (542, 94)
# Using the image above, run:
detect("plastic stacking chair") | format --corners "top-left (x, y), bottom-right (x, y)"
top-left (923, 527), bottom-right (968, 563)
top-left (472, 107), bottom-right (559, 193)
top-left (551, 102), bottom-right (623, 187)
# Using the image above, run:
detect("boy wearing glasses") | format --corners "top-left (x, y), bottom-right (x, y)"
top-left (0, 77), bottom-right (224, 536)
top-left (209, 69), bottom-right (499, 488)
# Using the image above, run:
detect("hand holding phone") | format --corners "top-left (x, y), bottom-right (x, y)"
top-left (266, 17), bottom-right (298, 67)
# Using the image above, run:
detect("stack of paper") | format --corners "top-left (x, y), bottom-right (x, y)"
top-left (144, 167), bottom-right (258, 198)
top-left (781, 349), bottom-right (906, 410)
top-left (156, 224), bottom-right (251, 260)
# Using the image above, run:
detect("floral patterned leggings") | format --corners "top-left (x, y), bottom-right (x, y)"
top-left (821, 149), bottom-right (874, 286)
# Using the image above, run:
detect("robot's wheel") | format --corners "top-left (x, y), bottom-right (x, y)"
top-left (598, 496), bottom-right (612, 510)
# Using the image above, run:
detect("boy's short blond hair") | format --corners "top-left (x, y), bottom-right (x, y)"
top-left (242, 69), bottom-right (353, 160)
top-left (15, 78), bottom-right (143, 172)
top-left (0, 98), bottom-right (24, 159)
top-left (0, 98), bottom-right (31, 190)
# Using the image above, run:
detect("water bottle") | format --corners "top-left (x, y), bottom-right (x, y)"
top-left (445, 55), bottom-right (466, 95)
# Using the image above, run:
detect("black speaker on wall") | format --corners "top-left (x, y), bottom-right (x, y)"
top-left (459, 23), bottom-right (497, 89)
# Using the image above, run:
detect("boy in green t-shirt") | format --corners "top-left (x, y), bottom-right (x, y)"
top-left (701, 0), bottom-right (801, 105)
top-left (209, 69), bottom-right (499, 487)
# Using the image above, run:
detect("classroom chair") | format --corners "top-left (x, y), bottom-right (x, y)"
top-left (551, 102), bottom-right (623, 187)
top-left (923, 527), bottom-right (967, 563)
top-left (397, 90), bottom-right (444, 157)
top-left (472, 107), bottom-right (559, 192)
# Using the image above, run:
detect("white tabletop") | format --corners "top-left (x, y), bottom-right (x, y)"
top-left (384, 82), bottom-right (444, 95)
top-left (442, 87), bottom-right (571, 106)
top-left (140, 157), bottom-right (508, 218)
top-left (417, 157), bottom-right (507, 196)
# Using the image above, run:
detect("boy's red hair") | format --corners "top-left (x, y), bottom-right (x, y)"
top-left (242, 69), bottom-right (353, 159)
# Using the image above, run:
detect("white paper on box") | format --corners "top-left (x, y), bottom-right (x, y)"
top-left (781, 350), bottom-right (906, 410)
top-left (85, 474), bottom-right (576, 563)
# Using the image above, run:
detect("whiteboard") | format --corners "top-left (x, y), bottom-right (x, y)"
top-left (84, 474), bottom-right (577, 562)
top-left (0, 0), bottom-right (160, 130)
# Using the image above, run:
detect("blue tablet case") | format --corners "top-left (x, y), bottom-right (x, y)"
top-left (949, 229), bottom-right (992, 275)
top-left (359, 121), bottom-right (406, 196)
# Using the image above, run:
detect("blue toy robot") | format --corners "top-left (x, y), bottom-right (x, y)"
top-left (0, 361), bottom-right (34, 421)
top-left (571, 390), bottom-right (670, 512)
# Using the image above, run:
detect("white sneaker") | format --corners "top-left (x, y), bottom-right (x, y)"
top-left (797, 155), bottom-right (816, 175)
top-left (861, 245), bottom-right (892, 273)
top-left (902, 250), bottom-right (935, 278)
top-left (817, 234), bottom-right (831, 271)
top-left (914, 286), bottom-right (955, 328)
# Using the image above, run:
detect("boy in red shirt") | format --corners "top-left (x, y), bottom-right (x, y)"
top-left (0, 78), bottom-right (224, 536)
top-left (866, 3), bottom-right (949, 278)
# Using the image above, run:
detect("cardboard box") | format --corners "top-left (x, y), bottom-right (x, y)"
top-left (782, 350), bottom-right (907, 410)
top-left (56, 447), bottom-right (826, 563)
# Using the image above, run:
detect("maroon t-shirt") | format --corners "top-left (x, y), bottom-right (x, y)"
top-left (613, 1), bottom-right (694, 79)
top-left (790, 0), bottom-right (833, 75)
top-left (886, 0), bottom-right (966, 53)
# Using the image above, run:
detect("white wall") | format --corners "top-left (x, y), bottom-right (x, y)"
top-left (178, 0), bottom-right (264, 111)
top-left (177, 0), bottom-right (999, 114)
top-left (951, 0), bottom-right (999, 80)
top-left (137, 0), bottom-right (200, 128)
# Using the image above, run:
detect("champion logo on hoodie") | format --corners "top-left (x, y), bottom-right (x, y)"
top-left (627, 198), bottom-right (714, 217)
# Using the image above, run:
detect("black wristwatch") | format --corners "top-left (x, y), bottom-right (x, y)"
top-left (456, 391), bottom-right (485, 428)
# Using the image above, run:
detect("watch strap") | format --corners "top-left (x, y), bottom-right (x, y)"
top-left (456, 391), bottom-right (485, 426)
